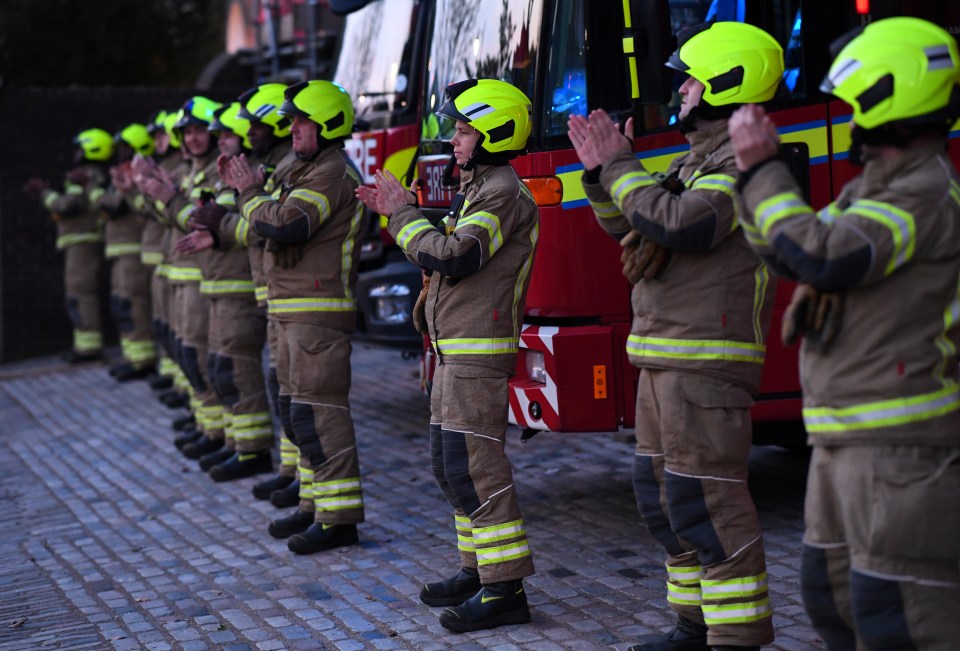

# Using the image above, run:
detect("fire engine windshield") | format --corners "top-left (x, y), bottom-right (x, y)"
top-left (333, 0), bottom-right (418, 120)
top-left (420, 0), bottom-right (543, 143)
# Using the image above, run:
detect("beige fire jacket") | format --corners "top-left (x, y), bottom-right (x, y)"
top-left (163, 152), bottom-right (218, 285)
top-left (583, 119), bottom-right (776, 395)
top-left (388, 163), bottom-right (539, 374)
top-left (738, 140), bottom-right (960, 446)
top-left (237, 146), bottom-right (363, 333)
top-left (42, 163), bottom-right (107, 250)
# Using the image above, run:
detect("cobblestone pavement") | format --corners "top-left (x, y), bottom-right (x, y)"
top-left (0, 344), bottom-right (821, 650)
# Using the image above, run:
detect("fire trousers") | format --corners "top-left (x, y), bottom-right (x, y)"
top-left (109, 254), bottom-right (156, 368)
top-left (632, 369), bottom-right (773, 647)
top-left (429, 363), bottom-right (534, 584)
top-left (206, 295), bottom-right (271, 453)
top-left (63, 242), bottom-right (103, 354)
top-left (173, 282), bottom-right (224, 440)
top-left (267, 318), bottom-right (298, 477)
top-left (275, 320), bottom-right (363, 525)
top-left (802, 444), bottom-right (960, 651)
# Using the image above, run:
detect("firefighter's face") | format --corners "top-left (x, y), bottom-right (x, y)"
top-left (678, 76), bottom-right (706, 120)
top-left (247, 121), bottom-right (275, 157)
top-left (154, 130), bottom-right (170, 156)
top-left (217, 131), bottom-right (243, 158)
top-left (291, 116), bottom-right (319, 157)
top-left (450, 120), bottom-right (481, 166)
top-left (183, 124), bottom-right (211, 157)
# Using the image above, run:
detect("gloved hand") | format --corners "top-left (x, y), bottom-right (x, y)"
top-left (266, 238), bottom-right (304, 269)
top-left (781, 284), bottom-right (844, 351)
top-left (98, 193), bottom-right (129, 219)
top-left (190, 201), bottom-right (227, 231)
top-left (412, 273), bottom-right (430, 335)
top-left (620, 231), bottom-right (671, 283)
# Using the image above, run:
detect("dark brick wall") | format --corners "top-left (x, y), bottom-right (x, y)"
top-left (0, 87), bottom-right (242, 361)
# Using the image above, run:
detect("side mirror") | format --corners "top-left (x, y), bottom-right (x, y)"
top-left (624, 0), bottom-right (673, 106)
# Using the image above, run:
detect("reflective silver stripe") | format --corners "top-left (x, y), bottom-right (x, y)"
top-left (435, 338), bottom-right (518, 355)
top-left (627, 335), bottom-right (765, 363)
top-left (804, 386), bottom-right (960, 433)
top-left (268, 297), bottom-right (356, 313)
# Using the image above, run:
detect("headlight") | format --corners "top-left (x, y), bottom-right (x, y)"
top-left (525, 349), bottom-right (547, 384)
top-left (369, 284), bottom-right (411, 323)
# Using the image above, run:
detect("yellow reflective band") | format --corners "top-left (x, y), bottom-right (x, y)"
top-left (950, 179), bottom-right (960, 210)
top-left (43, 192), bottom-right (60, 209)
top-left (740, 220), bottom-right (766, 248)
top-left (691, 174), bottom-right (736, 197)
top-left (818, 203), bottom-right (842, 225)
top-left (472, 519), bottom-right (525, 544)
top-left (287, 188), bottom-right (331, 226)
top-left (804, 385), bottom-right (960, 433)
top-left (312, 478), bottom-right (362, 495)
top-left (847, 199), bottom-right (915, 275)
top-left (396, 218), bottom-right (434, 251)
top-left (627, 335), bottom-right (765, 363)
top-left (436, 338), bottom-right (519, 356)
top-left (702, 598), bottom-right (772, 625)
top-left (456, 211), bottom-right (503, 257)
top-left (141, 251), bottom-right (164, 266)
top-left (756, 191), bottom-right (808, 239)
top-left (73, 330), bottom-right (102, 352)
top-left (56, 232), bottom-right (103, 249)
top-left (752, 265), bottom-right (769, 345)
top-left (231, 412), bottom-right (271, 427)
top-left (299, 465), bottom-right (314, 481)
top-left (176, 204), bottom-right (195, 230)
top-left (255, 285), bottom-right (269, 302)
top-left (611, 171), bottom-right (657, 211)
top-left (88, 187), bottom-right (106, 203)
top-left (199, 279), bottom-right (256, 295)
top-left (588, 198), bottom-right (622, 220)
top-left (341, 202), bottom-right (363, 302)
top-left (158, 357), bottom-right (177, 375)
top-left (455, 515), bottom-right (472, 532)
top-left (154, 199), bottom-right (167, 213)
top-left (156, 263), bottom-right (171, 278)
top-left (267, 296), bottom-right (356, 314)
top-left (165, 266), bottom-right (203, 282)
top-left (216, 193), bottom-right (236, 209)
top-left (132, 194), bottom-right (146, 211)
top-left (510, 223), bottom-right (538, 340)
top-left (241, 195), bottom-right (273, 221)
top-left (105, 242), bottom-right (142, 258)
top-left (457, 534), bottom-right (476, 552)
top-left (934, 271), bottom-right (960, 383)
top-left (667, 583), bottom-right (703, 606)
top-left (315, 496), bottom-right (363, 511)
top-left (701, 573), bottom-right (768, 600)
top-left (666, 564), bottom-right (702, 585)
top-left (235, 215), bottom-right (251, 245)
top-left (476, 540), bottom-right (531, 566)
top-left (233, 427), bottom-right (273, 441)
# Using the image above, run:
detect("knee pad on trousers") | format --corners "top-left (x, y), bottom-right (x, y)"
top-left (109, 294), bottom-right (134, 333)
top-left (440, 428), bottom-right (481, 516)
top-left (850, 568), bottom-right (915, 651)
top-left (633, 456), bottom-right (686, 556)
top-left (664, 471), bottom-right (725, 566)
top-left (180, 345), bottom-right (207, 392)
top-left (267, 367), bottom-right (280, 418)
top-left (290, 402), bottom-right (326, 467)
top-left (430, 423), bottom-right (458, 506)
top-left (278, 394), bottom-right (294, 443)
top-left (801, 545), bottom-right (858, 650)
top-left (209, 353), bottom-right (239, 407)
top-left (65, 296), bottom-right (81, 328)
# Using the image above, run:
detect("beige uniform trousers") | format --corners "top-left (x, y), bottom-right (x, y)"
top-left (64, 242), bottom-right (103, 353)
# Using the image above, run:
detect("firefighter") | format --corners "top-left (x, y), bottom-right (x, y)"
top-left (223, 80), bottom-right (365, 554)
top-left (175, 102), bottom-right (274, 481)
top-left (729, 16), bottom-right (960, 650)
top-left (357, 79), bottom-right (539, 633)
top-left (568, 22), bottom-right (783, 651)
top-left (25, 129), bottom-right (111, 363)
top-left (99, 123), bottom-right (158, 381)
top-left (139, 96), bottom-right (227, 464)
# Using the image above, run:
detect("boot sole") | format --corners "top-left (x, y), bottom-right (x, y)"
top-left (439, 607), bottom-right (531, 633)
top-left (288, 532), bottom-right (359, 555)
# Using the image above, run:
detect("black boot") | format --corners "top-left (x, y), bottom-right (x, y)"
top-left (438, 580), bottom-right (531, 633)
top-left (115, 363), bottom-right (156, 382)
top-left (420, 567), bottom-right (481, 607)
top-left (160, 391), bottom-right (188, 409)
top-left (253, 474), bottom-right (294, 500)
top-left (288, 523), bottom-right (358, 555)
top-left (149, 374), bottom-right (174, 390)
top-left (171, 414), bottom-right (195, 431)
top-left (109, 363), bottom-right (132, 378)
top-left (270, 479), bottom-right (301, 509)
top-left (173, 427), bottom-right (202, 450)
top-left (627, 617), bottom-right (709, 651)
top-left (209, 451), bottom-right (272, 482)
top-left (268, 509), bottom-right (314, 539)
top-left (182, 435), bottom-right (223, 460)
top-left (198, 447), bottom-right (234, 472)
top-left (64, 350), bottom-right (100, 364)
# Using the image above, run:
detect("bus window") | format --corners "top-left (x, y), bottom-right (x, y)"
top-left (420, 0), bottom-right (543, 144)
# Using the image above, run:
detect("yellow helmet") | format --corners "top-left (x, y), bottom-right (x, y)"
top-left (821, 17), bottom-right (960, 130)
top-left (74, 128), bottom-right (114, 162)
top-left (147, 109), bottom-right (169, 134)
top-left (163, 110), bottom-right (183, 149)
top-left (174, 96), bottom-right (223, 131)
top-left (436, 79), bottom-right (532, 154)
top-left (238, 83), bottom-right (292, 138)
top-left (116, 123), bottom-right (155, 157)
top-left (666, 22), bottom-right (784, 106)
top-left (210, 102), bottom-right (252, 149)
top-left (279, 80), bottom-right (354, 140)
